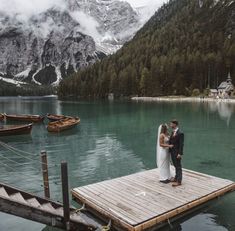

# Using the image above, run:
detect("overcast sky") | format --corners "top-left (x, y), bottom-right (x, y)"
top-left (0, 0), bottom-right (167, 21)
top-left (124, 0), bottom-right (166, 8)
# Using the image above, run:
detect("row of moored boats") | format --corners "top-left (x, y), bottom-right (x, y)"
top-left (0, 113), bottom-right (80, 136)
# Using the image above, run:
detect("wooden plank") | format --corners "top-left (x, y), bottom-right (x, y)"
top-left (132, 173), bottom-right (211, 196)
top-left (134, 169), bottom-right (227, 193)
top-left (81, 184), bottom-right (159, 218)
top-left (77, 188), bottom-right (141, 223)
top-left (10, 193), bottom-right (27, 204)
top-left (81, 182), bottom-right (175, 222)
top-left (183, 168), bottom-right (234, 183)
top-left (75, 175), bottom-right (202, 226)
top-left (183, 171), bottom-right (232, 186)
top-left (40, 203), bottom-right (56, 213)
top-left (144, 168), bottom-right (231, 187)
top-left (75, 171), bottom-right (218, 226)
top-left (0, 187), bottom-right (9, 198)
top-left (72, 189), bottom-right (135, 231)
top-left (76, 188), bottom-right (141, 224)
top-left (55, 206), bottom-right (64, 215)
top-left (82, 179), bottom-right (171, 215)
top-left (145, 168), bottom-right (227, 187)
top-left (0, 196), bottom-right (97, 231)
top-left (133, 183), bottom-right (235, 231)
top-left (72, 168), bottom-right (235, 231)
top-left (121, 176), bottom-right (196, 203)
top-left (131, 172), bottom-right (217, 196)
top-left (0, 182), bottom-right (98, 231)
top-left (135, 172), bottom-right (231, 202)
top-left (112, 178), bottom-right (184, 208)
top-left (26, 198), bottom-right (41, 208)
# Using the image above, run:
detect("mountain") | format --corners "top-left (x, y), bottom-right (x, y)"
top-left (58, 0), bottom-right (235, 98)
top-left (0, 0), bottom-right (154, 87)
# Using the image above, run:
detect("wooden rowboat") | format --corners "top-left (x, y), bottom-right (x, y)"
top-left (0, 123), bottom-right (33, 136)
top-left (4, 114), bottom-right (44, 123)
top-left (46, 114), bottom-right (66, 122)
top-left (47, 117), bottom-right (80, 132)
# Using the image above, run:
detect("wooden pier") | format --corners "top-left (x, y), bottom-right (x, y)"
top-left (0, 182), bottom-right (100, 231)
top-left (72, 168), bottom-right (235, 231)
top-left (0, 158), bottom-right (104, 231)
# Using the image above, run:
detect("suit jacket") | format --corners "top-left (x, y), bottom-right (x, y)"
top-left (169, 129), bottom-right (184, 155)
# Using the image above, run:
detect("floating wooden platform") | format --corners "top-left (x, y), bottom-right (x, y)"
top-left (72, 168), bottom-right (235, 231)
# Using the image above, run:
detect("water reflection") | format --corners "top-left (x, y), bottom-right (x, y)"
top-left (0, 97), bottom-right (60, 116)
top-left (207, 102), bottom-right (234, 126)
top-left (74, 134), bottom-right (145, 185)
top-left (159, 213), bottom-right (228, 231)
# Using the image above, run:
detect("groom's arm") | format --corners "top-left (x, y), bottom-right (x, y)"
top-left (178, 132), bottom-right (184, 155)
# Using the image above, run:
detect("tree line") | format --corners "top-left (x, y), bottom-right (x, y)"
top-left (0, 80), bottom-right (55, 96)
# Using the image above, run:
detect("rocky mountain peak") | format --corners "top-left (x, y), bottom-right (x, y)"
top-left (0, 0), bottom-right (157, 85)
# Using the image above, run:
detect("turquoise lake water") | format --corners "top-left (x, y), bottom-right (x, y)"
top-left (0, 98), bottom-right (234, 231)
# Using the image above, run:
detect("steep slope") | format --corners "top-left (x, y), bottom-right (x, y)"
top-left (58, 0), bottom-right (235, 98)
top-left (0, 0), bottom-right (149, 86)
top-left (0, 7), bottom-right (101, 85)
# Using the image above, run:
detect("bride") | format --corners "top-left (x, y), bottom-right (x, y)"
top-left (156, 124), bottom-right (173, 183)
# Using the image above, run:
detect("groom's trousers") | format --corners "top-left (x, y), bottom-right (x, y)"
top-left (171, 153), bottom-right (182, 183)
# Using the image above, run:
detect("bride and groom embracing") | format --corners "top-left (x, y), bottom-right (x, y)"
top-left (156, 120), bottom-right (184, 187)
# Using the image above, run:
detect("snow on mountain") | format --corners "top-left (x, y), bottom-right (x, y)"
top-left (0, 0), bottom-right (160, 85)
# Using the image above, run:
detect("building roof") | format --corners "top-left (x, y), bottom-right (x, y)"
top-left (210, 89), bottom-right (218, 93)
top-left (218, 81), bottom-right (228, 89)
top-left (218, 72), bottom-right (234, 91)
top-left (225, 84), bottom-right (234, 92)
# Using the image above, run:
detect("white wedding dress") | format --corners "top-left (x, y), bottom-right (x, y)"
top-left (156, 125), bottom-right (171, 181)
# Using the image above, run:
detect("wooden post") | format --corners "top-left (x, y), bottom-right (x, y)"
top-left (41, 151), bottom-right (50, 198)
top-left (61, 161), bottom-right (70, 230)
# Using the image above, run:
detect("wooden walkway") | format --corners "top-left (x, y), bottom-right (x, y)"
top-left (72, 168), bottom-right (235, 231)
top-left (0, 182), bottom-right (100, 231)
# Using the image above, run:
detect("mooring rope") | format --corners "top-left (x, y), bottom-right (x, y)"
top-left (0, 154), bottom-right (41, 173)
top-left (101, 220), bottom-right (112, 231)
top-left (0, 141), bottom-right (59, 168)
top-left (0, 160), bottom-right (61, 187)
top-left (0, 161), bottom-right (42, 181)
top-left (0, 141), bottom-right (38, 156)
top-left (0, 141), bottom-right (64, 190)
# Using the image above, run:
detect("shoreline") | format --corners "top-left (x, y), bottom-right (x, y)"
top-left (131, 96), bottom-right (235, 104)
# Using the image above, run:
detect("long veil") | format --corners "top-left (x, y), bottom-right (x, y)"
top-left (156, 124), bottom-right (162, 167)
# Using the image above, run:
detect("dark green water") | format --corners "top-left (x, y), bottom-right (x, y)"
top-left (0, 98), bottom-right (234, 231)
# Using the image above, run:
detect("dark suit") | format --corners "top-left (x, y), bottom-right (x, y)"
top-left (169, 129), bottom-right (184, 183)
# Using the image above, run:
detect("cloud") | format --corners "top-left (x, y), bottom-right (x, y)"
top-left (124, 0), bottom-right (167, 8)
top-left (123, 0), bottom-right (168, 25)
top-left (0, 0), bottom-right (66, 21)
top-left (70, 11), bottom-right (102, 40)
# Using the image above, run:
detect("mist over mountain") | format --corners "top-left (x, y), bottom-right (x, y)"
top-left (0, 0), bottom-right (159, 86)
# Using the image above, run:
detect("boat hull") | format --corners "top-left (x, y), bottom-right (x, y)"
top-left (5, 114), bottom-right (44, 123)
top-left (0, 124), bottom-right (33, 136)
top-left (47, 117), bottom-right (80, 132)
top-left (0, 114), bottom-right (4, 121)
top-left (46, 114), bottom-right (66, 122)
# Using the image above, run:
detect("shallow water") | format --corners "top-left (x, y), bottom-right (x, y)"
top-left (0, 98), bottom-right (234, 231)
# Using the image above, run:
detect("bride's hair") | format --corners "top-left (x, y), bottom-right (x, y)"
top-left (160, 124), bottom-right (168, 134)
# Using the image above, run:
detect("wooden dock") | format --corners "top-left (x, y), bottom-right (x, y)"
top-left (72, 168), bottom-right (235, 231)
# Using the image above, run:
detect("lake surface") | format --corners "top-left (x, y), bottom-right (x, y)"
top-left (0, 98), bottom-right (235, 231)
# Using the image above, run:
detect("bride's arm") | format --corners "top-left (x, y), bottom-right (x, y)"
top-left (159, 134), bottom-right (173, 148)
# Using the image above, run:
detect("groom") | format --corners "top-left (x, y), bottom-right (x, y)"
top-left (169, 119), bottom-right (184, 187)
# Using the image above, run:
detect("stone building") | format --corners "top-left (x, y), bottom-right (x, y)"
top-left (209, 72), bottom-right (234, 98)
